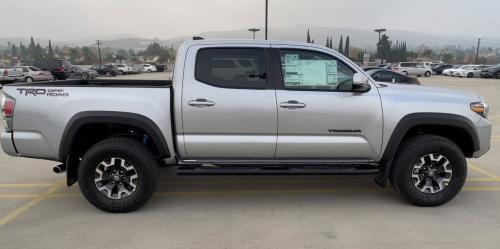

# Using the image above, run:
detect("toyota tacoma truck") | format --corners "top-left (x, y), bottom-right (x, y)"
top-left (0, 40), bottom-right (491, 212)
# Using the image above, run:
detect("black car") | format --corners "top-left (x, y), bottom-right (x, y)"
top-left (67, 66), bottom-right (99, 80)
top-left (480, 64), bottom-right (500, 79)
top-left (367, 69), bottom-right (421, 85)
top-left (24, 59), bottom-right (72, 80)
top-left (155, 64), bottom-right (167, 72)
top-left (362, 66), bottom-right (382, 71)
top-left (90, 65), bottom-right (119, 77)
top-left (432, 64), bottom-right (454, 75)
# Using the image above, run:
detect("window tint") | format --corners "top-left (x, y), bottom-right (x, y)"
top-left (195, 48), bottom-right (267, 89)
top-left (279, 49), bottom-right (354, 91)
top-left (29, 67), bottom-right (40, 71)
top-left (372, 70), bottom-right (394, 82)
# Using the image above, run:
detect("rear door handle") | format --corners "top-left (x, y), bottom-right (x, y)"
top-left (188, 98), bottom-right (215, 107)
top-left (279, 100), bottom-right (306, 109)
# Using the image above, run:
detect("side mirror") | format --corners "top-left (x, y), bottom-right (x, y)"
top-left (352, 73), bottom-right (371, 92)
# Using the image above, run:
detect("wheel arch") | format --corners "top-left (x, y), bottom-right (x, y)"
top-left (59, 111), bottom-right (171, 161)
top-left (375, 113), bottom-right (479, 187)
top-left (381, 113), bottom-right (479, 162)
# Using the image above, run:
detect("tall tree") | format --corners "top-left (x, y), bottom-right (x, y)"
top-left (11, 44), bottom-right (18, 57)
top-left (376, 34), bottom-right (391, 63)
top-left (329, 37), bottom-right (333, 49)
top-left (28, 36), bottom-right (36, 58)
top-left (325, 37), bottom-right (330, 48)
top-left (19, 42), bottom-right (27, 58)
top-left (306, 29), bottom-right (311, 43)
top-left (81, 47), bottom-right (96, 64)
top-left (338, 35), bottom-right (344, 55)
top-left (344, 36), bottom-right (350, 58)
top-left (48, 40), bottom-right (54, 58)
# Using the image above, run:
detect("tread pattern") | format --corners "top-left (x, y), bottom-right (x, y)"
top-left (78, 137), bottom-right (159, 213)
top-left (390, 134), bottom-right (467, 206)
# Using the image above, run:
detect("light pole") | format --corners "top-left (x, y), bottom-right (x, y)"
top-left (475, 38), bottom-right (481, 64)
top-left (265, 0), bottom-right (268, 40)
top-left (96, 40), bottom-right (102, 65)
top-left (248, 28), bottom-right (260, 39)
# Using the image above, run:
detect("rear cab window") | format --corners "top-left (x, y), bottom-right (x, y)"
top-left (195, 48), bottom-right (267, 89)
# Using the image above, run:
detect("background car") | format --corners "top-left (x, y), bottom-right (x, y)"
top-left (115, 64), bottom-right (133, 75)
top-left (392, 62), bottom-right (432, 77)
top-left (26, 59), bottom-right (72, 80)
top-left (142, 64), bottom-right (157, 72)
top-left (367, 69), bottom-right (421, 85)
top-left (0, 68), bottom-right (24, 84)
top-left (480, 64), bottom-right (500, 79)
top-left (443, 65), bottom-right (464, 76)
top-left (155, 64), bottom-right (167, 72)
top-left (67, 65), bottom-right (98, 80)
top-left (12, 66), bottom-right (53, 82)
top-left (432, 64), bottom-right (454, 75)
top-left (454, 65), bottom-right (490, 78)
top-left (90, 64), bottom-right (119, 77)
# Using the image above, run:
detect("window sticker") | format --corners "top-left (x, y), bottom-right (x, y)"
top-left (283, 58), bottom-right (338, 87)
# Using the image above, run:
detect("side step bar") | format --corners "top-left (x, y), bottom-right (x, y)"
top-left (177, 164), bottom-right (379, 175)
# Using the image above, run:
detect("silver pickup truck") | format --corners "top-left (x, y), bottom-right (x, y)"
top-left (0, 40), bottom-right (491, 212)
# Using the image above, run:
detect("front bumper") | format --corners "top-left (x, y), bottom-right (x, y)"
top-left (472, 118), bottom-right (492, 158)
top-left (481, 72), bottom-right (493, 78)
top-left (1, 132), bottom-right (18, 157)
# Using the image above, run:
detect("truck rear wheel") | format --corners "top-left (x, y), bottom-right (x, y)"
top-left (390, 135), bottom-right (466, 206)
top-left (78, 137), bottom-right (159, 213)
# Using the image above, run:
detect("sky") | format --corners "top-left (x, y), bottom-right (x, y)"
top-left (1, 0), bottom-right (498, 40)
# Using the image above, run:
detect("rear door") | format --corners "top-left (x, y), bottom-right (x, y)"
top-left (181, 45), bottom-right (278, 160)
top-left (271, 46), bottom-right (383, 160)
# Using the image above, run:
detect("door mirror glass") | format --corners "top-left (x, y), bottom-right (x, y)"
top-left (352, 73), bottom-right (371, 92)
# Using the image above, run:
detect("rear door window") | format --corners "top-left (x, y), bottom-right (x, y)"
top-left (195, 48), bottom-right (267, 89)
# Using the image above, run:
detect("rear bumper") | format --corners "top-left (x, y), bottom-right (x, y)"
top-left (0, 132), bottom-right (18, 157)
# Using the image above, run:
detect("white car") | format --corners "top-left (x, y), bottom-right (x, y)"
top-left (454, 65), bottom-right (490, 78)
top-left (142, 64), bottom-right (157, 72)
top-left (393, 62), bottom-right (432, 77)
top-left (115, 64), bottom-right (133, 75)
top-left (443, 65), bottom-right (467, 76)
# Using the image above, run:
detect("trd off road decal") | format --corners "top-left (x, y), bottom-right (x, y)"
top-left (17, 88), bottom-right (69, 97)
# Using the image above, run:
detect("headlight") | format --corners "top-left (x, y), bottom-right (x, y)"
top-left (470, 102), bottom-right (489, 119)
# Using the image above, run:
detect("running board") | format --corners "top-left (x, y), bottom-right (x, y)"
top-left (177, 164), bottom-right (379, 175)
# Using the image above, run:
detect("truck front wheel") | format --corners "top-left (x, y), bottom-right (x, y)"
top-left (78, 137), bottom-right (159, 213)
top-left (390, 135), bottom-right (467, 206)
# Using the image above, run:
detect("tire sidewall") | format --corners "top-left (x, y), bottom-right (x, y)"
top-left (395, 136), bottom-right (467, 206)
top-left (78, 139), bottom-right (158, 212)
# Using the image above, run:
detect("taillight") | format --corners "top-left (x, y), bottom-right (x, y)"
top-left (56, 66), bottom-right (65, 72)
top-left (1, 95), bottom-right (15, 131)
top-left (3, 69), bottom-right (7, 76)
top-left (393, 67), bottom-right (400, 71)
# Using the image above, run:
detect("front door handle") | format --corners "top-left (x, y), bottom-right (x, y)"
top-left (280, 100), bottom-right (306, 109)
top-left (188, 98), bottom-right (215, 107)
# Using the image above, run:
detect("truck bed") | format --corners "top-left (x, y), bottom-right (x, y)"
top-left (8, 79), bottom-right (172, 88)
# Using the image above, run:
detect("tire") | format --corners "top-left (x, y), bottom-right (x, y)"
top-left (105, 71), bottom-right (112, 77)
top-left (495, 72), bottom-right (500, 79)
top-left (81, 73), bottom-right (89, 80)
top-left (148, 69), bottom-right (152, 73)
top-left (25, 77), bottom-right (33, 83)
top-left (390, 134), bottom-right (466, 206)
top-left (119, 70), bottom-right (124, 75)
top-left (424, 71), bottom-right (431, 77)
top-left (467, 73), bottom-right (473, 78)
top-left (402, 71), bottom-right (408, 75)
top-left (78, 137), bottom-right (160, 213)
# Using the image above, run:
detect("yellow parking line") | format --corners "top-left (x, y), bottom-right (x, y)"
top-left (0, 194), bottom-right (38, 200)
top-left (464, 187), bottom-right (500, 191)
top-left (0, 180), bottom-right (65, 226)
top-left (467, 177), bottom-right (500, 182)
top-left (468, 163), bottom-right (499, 178)
top-left (0, 183), bottom-right (54, 188)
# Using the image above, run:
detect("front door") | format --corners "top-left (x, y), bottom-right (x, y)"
top-left (181, 46), bottom-right (277, 160)
top-left (273, 47), bottom-right (383, 160)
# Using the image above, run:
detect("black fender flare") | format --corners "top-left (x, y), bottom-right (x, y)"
top-left (375, 113), bottom-right (479, 187)
top-left (59, 111), bottom-right (171, 161)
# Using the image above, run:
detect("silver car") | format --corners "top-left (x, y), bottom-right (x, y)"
top-left (13, 66), bottom-right (53, 82)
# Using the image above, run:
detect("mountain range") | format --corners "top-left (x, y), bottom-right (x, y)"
top-left (1, 26), bottom-right (499, 51)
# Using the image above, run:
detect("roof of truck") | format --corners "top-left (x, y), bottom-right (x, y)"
top-left (180, 39), bottom-right (333, 50)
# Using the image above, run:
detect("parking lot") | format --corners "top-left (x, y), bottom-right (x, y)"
top-left (0, 73), bottom-right (499, 249)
